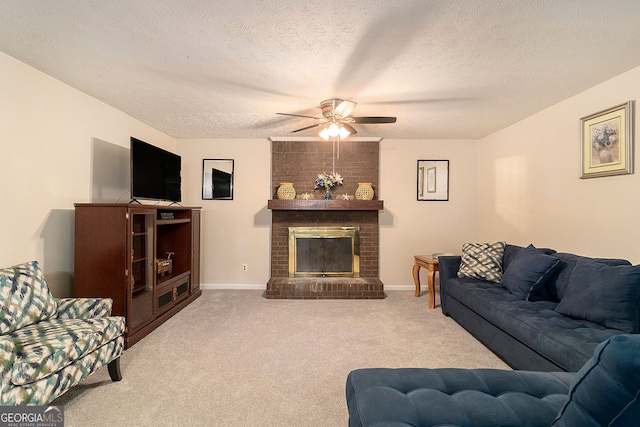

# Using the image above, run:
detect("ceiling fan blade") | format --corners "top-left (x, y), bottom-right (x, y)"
top-left (333, 5), bottom-right (428, 96)
top-left (352, 116), bottom-right (397, 124)
top-left (291, 123), bottom-right (323, 133)
top-left (342, 124), bottom-right (357, 135)
top-left (276, 112), bottom-right (322, 120)
top-left (334, 100), bottom-right (357, 118)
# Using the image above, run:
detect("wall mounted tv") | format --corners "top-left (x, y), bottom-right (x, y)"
top-left (130, 137), bottom-right (181, 203)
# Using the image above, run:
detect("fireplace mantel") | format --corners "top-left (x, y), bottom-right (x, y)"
top-left (268, 199), bottom-right (383, 211)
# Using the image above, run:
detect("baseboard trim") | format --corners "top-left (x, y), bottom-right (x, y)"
top-left (383, 284), bottom-right (414, 291)
top-left (202, 284), bottom-right (267, 290)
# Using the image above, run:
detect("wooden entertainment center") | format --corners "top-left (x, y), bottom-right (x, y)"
top-left (74, 203), bottom-right (201, 348)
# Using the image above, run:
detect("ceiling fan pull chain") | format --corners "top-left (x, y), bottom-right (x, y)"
top-left (332, 138), bottom-right (336, 173)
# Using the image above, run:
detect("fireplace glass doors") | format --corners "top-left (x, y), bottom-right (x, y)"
top-left (288, 227), bottom-right (360, 277)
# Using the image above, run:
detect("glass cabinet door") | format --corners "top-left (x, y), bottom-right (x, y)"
top-left (129, 210), bottom-right (155, 331)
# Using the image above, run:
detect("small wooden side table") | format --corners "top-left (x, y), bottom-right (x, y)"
top-left (413, 255), bottom-right (439, 309)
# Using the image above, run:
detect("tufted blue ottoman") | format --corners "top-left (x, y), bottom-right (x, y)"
top-left (346, 368), bottom-right (572, 426)
top-left (346, 334), bottom-right (640, 427)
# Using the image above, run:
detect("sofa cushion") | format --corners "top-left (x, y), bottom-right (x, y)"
top-left (0, 261), bottom-right (57, 335)
top-left (551, 334), bottom-right (640, 426)
top-left (445, 277), bottom-right (624, 371)
top-left (7, 316), bottom-right (125, 385)
top-left (502, 244), bottom-right (557, 272)
top-left (457, 242), bottom-right (506, 283)
top-left (501, 244), bottom-right (562, 301)
top-left (555, 261), bottom-right (640, 333)
top-left (346, 367), bottom-right (574, 427)
top-left (545, 253), bottom-right (631, 302)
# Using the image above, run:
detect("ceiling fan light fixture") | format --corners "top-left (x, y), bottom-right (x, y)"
top-left (327, 123), bottom-right (341, 137)
top-left (319, 123), bottom-right (350, 140)
top-left (338, 126), bottom-right (350, 139)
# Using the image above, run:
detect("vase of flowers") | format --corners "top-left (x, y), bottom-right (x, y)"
top-left (314, 172), bottom-right (343, 200)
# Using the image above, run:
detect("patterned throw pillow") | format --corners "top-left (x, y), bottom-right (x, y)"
top-left (0, 261), bottom-right (58, 335)
top-left (457, 242), bottom-right (507, 283)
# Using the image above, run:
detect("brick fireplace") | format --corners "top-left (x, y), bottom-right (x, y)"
top-left (266, 137), bottom-right (384, 299)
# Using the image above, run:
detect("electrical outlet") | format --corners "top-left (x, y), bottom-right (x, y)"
top-left (242, 263), bottom-right (248, 272)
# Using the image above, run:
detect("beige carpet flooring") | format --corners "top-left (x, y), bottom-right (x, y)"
top-left (53, 290), bottom-right (509, 426)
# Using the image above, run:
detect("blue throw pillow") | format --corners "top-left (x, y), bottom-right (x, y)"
top-left (555, 261), bottom-right (640, 333)
top-left (551, 334), bottom-right (640, 426)
top-left (501, 244), bottom-right (562, 301)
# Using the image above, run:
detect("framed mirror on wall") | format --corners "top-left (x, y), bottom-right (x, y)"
top-left (417, 160), bottom-right (449, 201)
top-left (202, 159), bottom-right (234, 200)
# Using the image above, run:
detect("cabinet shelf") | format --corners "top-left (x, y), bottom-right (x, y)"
top-left (157, 270), bottom-right (191, 286)
top-left (157, 218), bottom-right (191, 225)
top-left (132, 284), bottom-right (146, 295)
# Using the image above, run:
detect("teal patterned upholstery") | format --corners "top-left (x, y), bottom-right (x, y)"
top-left (0, 261), bottom-right (125, 406)
top-left (0, 261), bottom-right (57, 334)
top-left (9, 317), bottom-right (125, 385)
top-left (1, 338), bottom-right (124, 406)
top-left (56, 298), bottom-right (113, 319)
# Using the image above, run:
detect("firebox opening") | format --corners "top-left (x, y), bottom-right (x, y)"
top-left (289, 227), bottom-right (360, 278)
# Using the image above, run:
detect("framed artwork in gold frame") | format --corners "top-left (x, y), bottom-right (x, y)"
top-left (580, 101), bottom-right (634, 179)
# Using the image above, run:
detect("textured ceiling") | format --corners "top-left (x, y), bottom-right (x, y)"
top-left (2, 1), bottom-right (640, 140)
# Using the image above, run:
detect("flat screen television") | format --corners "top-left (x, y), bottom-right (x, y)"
top-left (130, 137), bottom-right (181, 203)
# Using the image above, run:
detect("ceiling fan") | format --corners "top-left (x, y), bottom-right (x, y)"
top-left (276, 98), bottom-right (397, 139)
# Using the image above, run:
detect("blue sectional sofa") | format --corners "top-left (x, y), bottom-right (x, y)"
top-left (439, 243), bottom-right (640, 371)
top-left (346, 243), bottom-right (640, 426)
top-left (346, 334), bottom-right (640, 426)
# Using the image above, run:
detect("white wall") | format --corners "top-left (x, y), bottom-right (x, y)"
top-left (478, 65), bottom-right (640, 262)
top-left (0, 52), bottom-right (175, 297)
top-left (379, 139), bottom-right (479, 288)
top-left (177, 139), bottom-right (272, 288)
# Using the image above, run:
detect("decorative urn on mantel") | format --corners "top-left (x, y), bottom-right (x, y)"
top-left (355, 183), bottom-right (374, 200)
top-left (277, 182), bottom-right (296, 200)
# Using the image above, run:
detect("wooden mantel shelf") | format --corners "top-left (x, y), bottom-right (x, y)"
top-left (268, 199), bottom-right (383, 211)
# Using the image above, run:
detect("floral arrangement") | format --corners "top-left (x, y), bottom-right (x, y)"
top-left (314, 172), bottom-right (343, 191)
top-left (592, 122), bottom-right (618, 150)
top-left (592, 123), bottom-right (620, 164)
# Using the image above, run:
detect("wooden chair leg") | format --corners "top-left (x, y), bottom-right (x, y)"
top-left (108, 357), bottom-right (122, 381)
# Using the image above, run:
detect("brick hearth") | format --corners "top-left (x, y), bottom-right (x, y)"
top-left (266, 277), bottom-right (384, 299)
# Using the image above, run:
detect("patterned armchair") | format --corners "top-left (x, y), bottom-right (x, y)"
top-left (0, 261), bottom-right (125, 405)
